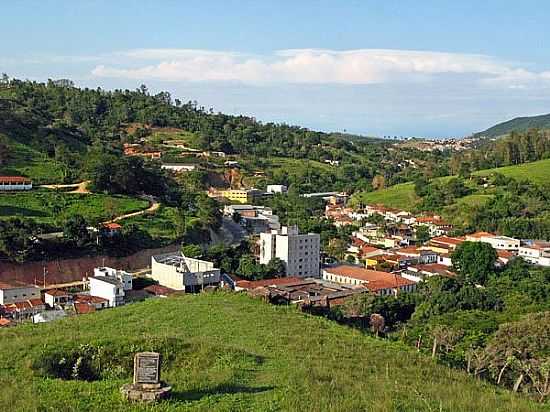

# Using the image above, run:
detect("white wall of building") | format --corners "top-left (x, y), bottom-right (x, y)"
top-left (259, 226), bottom-right (320, 278)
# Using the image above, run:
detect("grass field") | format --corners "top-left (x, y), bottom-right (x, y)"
top-left (0, 292), bottom-right (543, 412)
top-left (0, 190), bottom-right (148, 226)
top-left (473, 158), bottom-right (550, 185)
top-left (351, 158), bottom-right (550, 210)
top-left (350, 182), bottom-right (418, 209)
top-left (123, 205), bottom-right (180, 244)
top-left (0, 137), bottom-right (67, 184)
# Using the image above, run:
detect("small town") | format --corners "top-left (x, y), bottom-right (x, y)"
top-left (1, 2), bottom-right (549, 411)
top-left (1, 186), bottom-right (547, 326)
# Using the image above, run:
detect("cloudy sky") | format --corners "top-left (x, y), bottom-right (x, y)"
top-left (2, 1), bottom-right (550, 137)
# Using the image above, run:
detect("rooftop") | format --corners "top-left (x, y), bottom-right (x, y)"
top-left (0, 280), bottom-right (37, 290)
top-left (324, 265), bottom-right (416, 289)
top-left (0, 176), bottom-right (32, 183)
top-left (90, 276), bottom-right (121, 286)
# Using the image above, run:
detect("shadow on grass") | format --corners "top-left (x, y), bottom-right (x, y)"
top-left (0, 205), bottom-right (49, 217)
top-left (171, 384), bottom-right (275, 402)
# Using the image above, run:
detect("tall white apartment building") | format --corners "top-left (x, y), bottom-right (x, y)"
top-left (259, 226), bottom-right (320, 278)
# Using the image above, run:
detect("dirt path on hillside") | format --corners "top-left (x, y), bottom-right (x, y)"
top-left (40, 182), bottom-right (160, 223)
top-left (109, 196), bottom-right (160, 223)
top-left (40, 180), bottom-right (90, 194)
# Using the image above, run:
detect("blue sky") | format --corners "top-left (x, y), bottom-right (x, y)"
top-left (2, 1), bottom-right (550, 137)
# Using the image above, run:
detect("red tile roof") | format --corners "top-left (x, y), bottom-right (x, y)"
top-left (74, 302), bottom-right (96, 314)
top-left (236, 276), bottom-right (303, 290)
top-left (431, 236), bottom-right (465, 246)
top-left (104, 223), bottom-right (122, 230)
top-left (324, 265), bottom-right (416, 290)
top-left (74, 294), bottom-right (108, 304)
top-left (0, 318), bottom-right (12, 327)
top-left (0, 280), bottom-right (36, 290)
top-left (467, 231), bottom-right (495, 239)
top-left (0, 176), bottom-right (31, 184)
top-left (45, 289), bottom-right (70, 297)
top-left (361, 245), bottom-right (382, 254)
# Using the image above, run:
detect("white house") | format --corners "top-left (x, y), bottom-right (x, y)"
top-left (151, 253), bottom-right (220, 292)
top-left (89, 276), bottom-right (125, 307)
top-left (44, 289), bottom-right (71, 308)
top-left (466, 232), bottom-right (520, 251)
top-left (0, 176), bottom-right (32, 191)
top-left (93, 267), bottom-right (133, 291)
top-left (259, 226), bottom-right (320, 278)
top-left (266, 184), bottom-right (288, 194)
top-left (518, 241), bottom-right (550, 267)
top-left (161, 163), bottom-right (197, 173)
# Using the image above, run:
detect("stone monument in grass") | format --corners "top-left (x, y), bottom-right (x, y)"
top-left (121, 352), bottom-right (171, 402)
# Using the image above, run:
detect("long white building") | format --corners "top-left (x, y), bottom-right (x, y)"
top-left (259, 226), bottom-right (320, 278)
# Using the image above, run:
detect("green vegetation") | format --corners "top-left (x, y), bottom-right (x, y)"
top-left (350, 182), bottom-right (418, 209)
top-left (123, 205), bottom-right (180, 245)
top-left (476, 113), bottom-right (550, 138)
top-left (0, 190), bottom-right (148, 227)
top-left (0, 137), bottom-right (66, 183)
top-left (0, 292), bottom-right (544, 411)
top-left (333, 245), bottom-right (550, 402)
top-left (473, 158), bottom-right (550, 186)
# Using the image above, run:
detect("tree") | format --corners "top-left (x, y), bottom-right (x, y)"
top-left (182, 244), bottom-right (202, 258)
top-left (372, 175), bottom-right (386, 190)
top-left (326, 238), bottom-right (347, 260)
top-left (451, 241), bottom-right (497, 285)
top-left (415, 225), bottom-right (430, 244)
top-left (63, 215), bottom-right (90, 247)
top-left (429, 325), bottom-right (463, 358)
top-left (370, 313), bottom-right (385, 337)
top-left (265, 257), bottom-right (286, 278)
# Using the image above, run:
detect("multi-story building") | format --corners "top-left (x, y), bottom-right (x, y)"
top-left (151, 253), bottom-right (221, 292)
top-left (221, 188), bottom-right (265, 204)
top-left (89, 276), bottom-right (125, 307)
top-left (259, 226), bottom-right (320, 278)
top-left (93, 267), bottom-right (133, 291)
top-left (223, 204), bottom-right (280, 233)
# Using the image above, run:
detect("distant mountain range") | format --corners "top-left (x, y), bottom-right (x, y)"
top-left (476, 112), bottom-right (550, 138)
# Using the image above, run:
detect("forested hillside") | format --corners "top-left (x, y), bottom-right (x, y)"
top-left (476, 113), bottom-right (550, 138)
top-left (0, 76), bottom-right (449, 191)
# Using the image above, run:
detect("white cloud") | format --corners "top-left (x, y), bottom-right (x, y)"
top-left (90, 48), bottom-right (550, 88)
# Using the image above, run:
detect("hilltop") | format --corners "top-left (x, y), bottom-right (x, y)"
top-left (350, 158), bottom-right (550, 228)
top-left (476, 113), bottom-right (550, 139)
top-left (0, 292), bottom-right (543, 412)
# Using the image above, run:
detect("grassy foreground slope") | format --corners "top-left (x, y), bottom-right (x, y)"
top-left (0, 293), bottom-right (543, 412)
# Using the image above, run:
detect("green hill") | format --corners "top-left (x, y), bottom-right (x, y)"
top-left (473, 158), bottom-right (550, 185)
top-left (351, 158), bottom-right (550, 211)
top-left (0, 293), bottom-right (542, 411)
top-left (476, 113), bottom-right (550, 138)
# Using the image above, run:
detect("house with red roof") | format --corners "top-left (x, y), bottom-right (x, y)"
top-left (321, 265), bottom-right (416, 296)
top-left (0, 176), bottom-right (32, 191)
